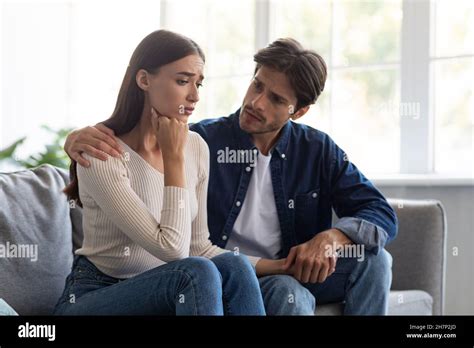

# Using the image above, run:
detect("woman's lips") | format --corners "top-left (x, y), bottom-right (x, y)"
top-left (184, 107), bottom-right (194, 115)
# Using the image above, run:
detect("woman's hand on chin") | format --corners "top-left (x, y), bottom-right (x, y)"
top-left (151, 107), bottom-right (188, 162)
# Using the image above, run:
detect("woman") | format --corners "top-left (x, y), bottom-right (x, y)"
top-left (55, 30), bottom-right (267, 315)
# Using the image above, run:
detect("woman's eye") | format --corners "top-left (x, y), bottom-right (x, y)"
top-left (197, 82), bottom-right (204, 88)
top-left (177, 80), bottom-right (188, 85)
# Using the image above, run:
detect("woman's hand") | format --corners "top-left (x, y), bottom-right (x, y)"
top-left (151, 108), bottom-right (187, 188)
top-left (151, 108), bottom-right (188, 161)
top-left (255, 258), bottom-right (289, 277)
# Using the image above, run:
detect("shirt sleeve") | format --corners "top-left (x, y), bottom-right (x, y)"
top-left (78, 154), bottom-right (192, 262)
top-left (328, 140), bottom-right (398, 254)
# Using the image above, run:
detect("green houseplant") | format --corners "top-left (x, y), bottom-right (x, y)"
top-left (0, 125), bottom-right (73, 170)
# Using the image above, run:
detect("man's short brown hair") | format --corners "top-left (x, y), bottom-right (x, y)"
top-left (253, 38), bottom-right (327, 110)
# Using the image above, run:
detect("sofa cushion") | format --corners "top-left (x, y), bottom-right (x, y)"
top-left (0, 164), bottom-right (76, 315)
top-left (315, 302), bottom-right (344, 315)
top-left (314, 290), bottom-right (433, 315)
top-left (388, 290), bottom-right (433, 315)
top-left (0, 298), bottom-right (18, 315)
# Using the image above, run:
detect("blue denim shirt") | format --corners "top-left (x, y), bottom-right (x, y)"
top-left (190, 108), bottom-right (398, 258)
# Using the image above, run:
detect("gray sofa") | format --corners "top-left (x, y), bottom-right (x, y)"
top-left (0, 164), bottom-right (446, 315)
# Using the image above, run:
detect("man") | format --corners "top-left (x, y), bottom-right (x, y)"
top-left (64, 38), bottom-right (397, 315)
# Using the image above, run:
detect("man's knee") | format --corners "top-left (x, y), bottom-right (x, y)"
top-left (259, 275), bottom-right (315, 315)
top-left (357, 248), bottom-right (392, 288)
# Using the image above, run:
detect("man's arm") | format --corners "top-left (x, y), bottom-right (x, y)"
top-left (64, 123), bottom-right (123, 167)
top-left (283, 228), bottom-right (347, 283)
top-left (329, 141), bottom-right (398, 254)
top-left (283, 137), bottom-right (398, 284)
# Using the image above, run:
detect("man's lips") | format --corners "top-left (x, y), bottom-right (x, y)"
top-left (245, 109), bottom-right (263, 122)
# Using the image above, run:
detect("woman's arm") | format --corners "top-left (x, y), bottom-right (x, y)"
top-left (78, 154), bottom-right (192, 262)
top-left (255, 258), bottom-right (288, 276)
top-left (189, 134), bottom-right (291, 277)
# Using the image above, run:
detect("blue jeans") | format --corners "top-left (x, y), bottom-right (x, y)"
top-left (259, 249), bottom-right (393, 315)
top-left (54, 252), bottom-right (265, 315)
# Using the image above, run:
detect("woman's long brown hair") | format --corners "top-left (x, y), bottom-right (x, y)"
top-left (63, 30), bottom-right (205, 207)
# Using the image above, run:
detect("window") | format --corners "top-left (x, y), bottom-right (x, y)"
top-left (1, 0), bottom-right (472, 177)
top-left (1, 0), bottom-right (161, 158)
top-left (270, 0), bottom-right (402, 174)
top-left (432, 0), bottom-right (473, 175)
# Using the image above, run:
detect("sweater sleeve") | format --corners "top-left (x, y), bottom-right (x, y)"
top-left (77, 154), bottom-right (192, 262)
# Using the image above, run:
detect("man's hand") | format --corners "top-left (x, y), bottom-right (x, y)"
top-left (283, 228), bottom-right (352, 284)
top-left (64, 123), bottom-right (123, 167)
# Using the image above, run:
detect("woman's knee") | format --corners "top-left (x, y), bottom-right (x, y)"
top-left (175, 256), bottom-right (222, 285)
top-left (211, 252), bottom-right (254, 274)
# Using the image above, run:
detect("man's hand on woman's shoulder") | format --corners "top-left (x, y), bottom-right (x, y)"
top-left (65, 123), bottom-right (123, 167)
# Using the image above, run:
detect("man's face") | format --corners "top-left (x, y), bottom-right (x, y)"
top-left (239, 65), bottom-right (298, 135)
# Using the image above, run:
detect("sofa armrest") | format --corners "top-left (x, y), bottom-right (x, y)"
top-left (386, 199), bottom-right (447, 315)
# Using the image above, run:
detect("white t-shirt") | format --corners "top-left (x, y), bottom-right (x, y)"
top-left (226, 151), bottom-right (282, 259)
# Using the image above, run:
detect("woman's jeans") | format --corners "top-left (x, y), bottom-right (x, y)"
top-left (53, 252), bottom-right (265, 315)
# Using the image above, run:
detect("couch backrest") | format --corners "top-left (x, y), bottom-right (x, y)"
top-left (0, 164), bottom-right (82, 315)
top-left (386, 199), bottom-right (447, 315)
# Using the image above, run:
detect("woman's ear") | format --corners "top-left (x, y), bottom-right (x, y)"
top-left (136, 69), bottom-right (151, 91)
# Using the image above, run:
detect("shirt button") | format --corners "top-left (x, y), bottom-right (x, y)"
top-left (246, 166), bottom-right (251, 172)
top-left (281, 153), bottom-right (286, 159)
top-left (236, 201), bottom-right (241, 207)
top-left (312, 192), bottom-right (318, 198)
top-left (222, 235), bottom-right (228, 241)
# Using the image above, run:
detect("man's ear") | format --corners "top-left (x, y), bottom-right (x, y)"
top-left (290, 105), bottom-right (310, 121)
top-left (136, 69), bottom-right (151, 91)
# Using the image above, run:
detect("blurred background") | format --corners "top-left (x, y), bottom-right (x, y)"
top-left (0, 0), bottom-right (473, 313)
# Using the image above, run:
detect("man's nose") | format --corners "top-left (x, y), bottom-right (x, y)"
top-left (251, 93), bottom-right (266, 111)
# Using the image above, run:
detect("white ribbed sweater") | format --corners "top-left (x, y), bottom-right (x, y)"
top-left (75, 131), bottom-right (258, 279)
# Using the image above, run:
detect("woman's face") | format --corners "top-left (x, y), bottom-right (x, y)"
top-left (139, 54), bottom-right (205, 121)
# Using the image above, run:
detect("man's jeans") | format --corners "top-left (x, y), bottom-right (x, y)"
top-left (259, 249), bottom-right (393, 315)
top-left (54, 252), bottom-right (265, 315)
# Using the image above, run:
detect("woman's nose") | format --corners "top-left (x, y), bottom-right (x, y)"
top-left (188, 87), bottom-right (200, 103)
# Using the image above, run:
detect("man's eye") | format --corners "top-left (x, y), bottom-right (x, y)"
top-left (177, 80), bottom-right (188, 85)
top-left (197, 82), bottom-right (204, 88)
top-left (270, 94), bottom-right (281, 103)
